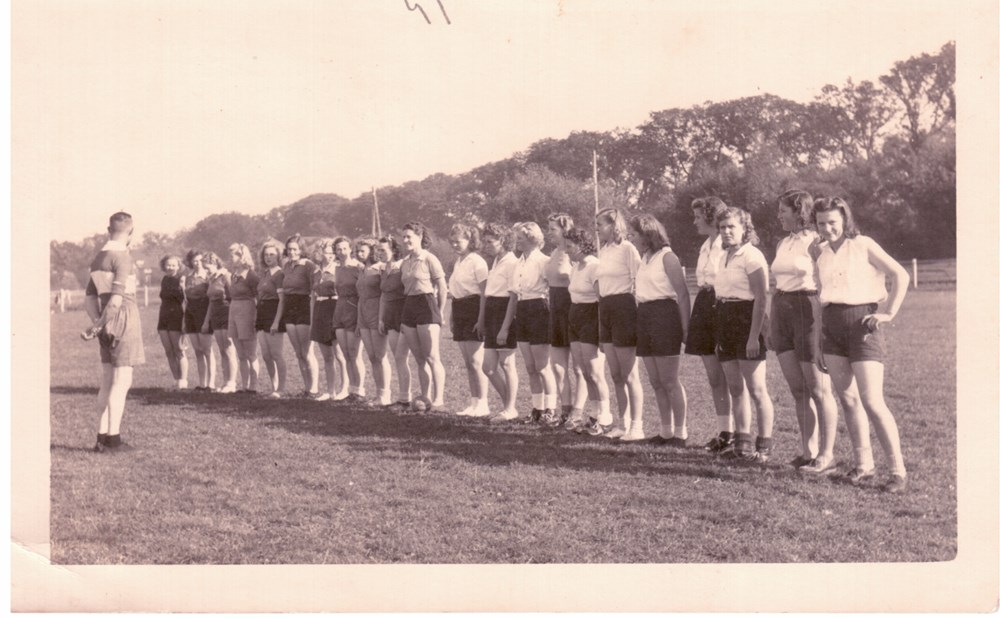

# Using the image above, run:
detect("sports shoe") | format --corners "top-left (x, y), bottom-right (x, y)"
top-left (522, 408), bottom-right (543, 425)
top-left (218, 383), bottom-right (237, 394)
top-left (704, 433), bottom-right (735, 453)
top-left (467, 404), bottom-right (491, 418)
top-left (753, 446), bottom-right (771, 464)
top-left (666, 437), bottom-right (687, 448)
top-left (540, 408), bottom-right (561, 428)
top-left (489, 409), bottom-right (519, 424)
top-left (883, 474), bottom-right (908, 494)
top-left (308, 391), bottom-right (330, 401)
top-left (583, 418), bottom-right (609, 436)
top-left (646, 435), bottom-right (670, 445)
top-left (563, 417), bottom-right (582, 431)
top-left (267, 391), bottom-right (283, 399)
top-left (604, 426), bottom-right (627, 439)
top-left (843, 467), bottom-right (876, 486)
top-left (620, 427), bottom-right (646, 442)
top-left (800, 458), bottom-right (838, 476)
top-left (455, 404), bottom-right (475, 417)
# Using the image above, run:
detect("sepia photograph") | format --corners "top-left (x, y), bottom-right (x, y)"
top-left (12, 0), bottom-right (998, 612)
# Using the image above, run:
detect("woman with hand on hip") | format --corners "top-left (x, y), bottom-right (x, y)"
top-left (713, 207), bottom-right (775, 462)
top-left (378, 235), bottom-right (413, 408)
top-left (448, 223), bottom-right (490, 417)
top-left (686, 197), bottom-right (735, 453)
top-left (256, 240), bottom-right (288, 398)
top-left (770, 190), bottom-right (839, 473)
top-left (227, 243), bottom-right (260, 393)
top-left (157, 254), bottom-right (188, 389)
top-left (201, 251), bottom-right (239, 394)
top-left (595, 208), bottom-right (643, 440)
top-left (183, 250), bottom-right (216, 391)
top-left (561, 227), bottom-right (613, 435)
top-left (545, 213), bottom-right (589, 427)
top-left (811, 197), bottom-right (910, 493)
top-left (399, 222), bottom-right (448, 411)
top-left (477, 223), bottom-right (520, 423)
top-left (278, 234), bottom-right (323, 400)
top-left (629, 214), bottom-right (691, 447)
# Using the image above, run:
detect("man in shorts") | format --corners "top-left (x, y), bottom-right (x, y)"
top-left (83, 211), bottom-right (145, 452)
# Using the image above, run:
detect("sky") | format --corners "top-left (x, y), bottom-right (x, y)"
top-left (14, 0), bottom-right (957, 242)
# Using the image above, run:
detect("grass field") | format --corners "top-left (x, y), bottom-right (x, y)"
top-left (48, 289), bottom-right (956, 564)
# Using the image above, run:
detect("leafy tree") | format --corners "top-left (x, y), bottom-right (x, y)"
top-left (879, 41), bottom-right (956, 149)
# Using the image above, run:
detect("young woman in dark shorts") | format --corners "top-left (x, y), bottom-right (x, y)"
top-left (400, 222), bottom-right (448, 411)
top-left (183, 249), bottom-right (216, 390)
top-left (379, 235), bottom-right (412, 408)
top-left (278, 234), bottom-right (323, 399)
top-left (687, 197), bottom-right (735, 453)
top-left (545, 213), bottom-right (588, 427)
top-left (157, 254), bottom-right (188, 389)
top-left (629, 214), bottom-right (690, 447)
top-left (595, 208), bottom-right (644, 440)
top-left (713, 208), bottom-right (775, 462)
top-left (256, 240), bottom-right (287, 398)
top-left (358, 237), bottom-right (392, 406)
top-left (332, 237), bottom-right (367, 401)
top-left (201, 251), bottom-right (239, 394)
top-left (769, 190), bottom-right (839, 473)
top-left (562, 227), bottom-right (612, 435)
top-left (811, 197), bottom-right (910, 493)
top-left (309, 239), bottom-right (340, 401)
top-left (477, 223), bottom-right (520, 423)
top-left (227, 243), bottom-right (260, 393)
top-left (448, 223), bottom-right (490, 417)
top-left (499, 221), bottom-right (557, 426)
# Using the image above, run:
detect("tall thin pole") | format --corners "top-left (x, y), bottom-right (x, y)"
top-left (372, 186), bottom-right (382, 238)
top-left (592, 149), bottom-right (601, 248)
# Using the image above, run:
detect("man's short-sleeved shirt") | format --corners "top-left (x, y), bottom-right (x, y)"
top-left (86, 240), bottom-right (137, 306)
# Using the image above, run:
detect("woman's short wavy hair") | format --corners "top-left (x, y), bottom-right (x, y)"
top-left (513, 221), bottom-right (545, 248)
top-left (449, 223), bottom-right (481, 251)
top-left (183, 249), bottom-right (204, 270)
top-left (402, 221), bottom-right (433, 249)
top-left (547, 212), bottom-right (575, 235)
top-left (258, 240), bottom-right (284, 268)
top-left (691, 196), bottom-right (729, 226)
top-left (354, 236), bottom-right (379, 266)
top-left (561, 227), bottom-right (596, 257)
top-left (812, 196), bottom-right (860, 238)
top-left (481, 222), bottom-right (514, 251)
top-left (717, 207), bottom-right (760, 247)
top-left (201, 251), bottom-right (224, 269)
top-left (160, 254), bottom-right (183, 273)
top-left (228, 243), bottom-right (255, 270)
top-left (378, 234), bottom-right (402, 260)
top-left (629, 214), bottom-right (671, 254)
top-left (283, 234), bottom-right (305, 258)
top-left (596, 208), bottom-right (628, 245)
top-left (778, 189), bottom-right (815, 229)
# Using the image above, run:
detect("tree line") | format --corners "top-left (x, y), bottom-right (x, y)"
top-left (52, 42), bottom-right (954, 289)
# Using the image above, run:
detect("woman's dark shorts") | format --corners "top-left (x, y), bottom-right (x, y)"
top-left (770, 290), bottom-right (820, 362)
top-left (598, 293), bottom-right (637, 347)
top-left (685, 287), bottom-right (718, 356)
top-left (515, 298), bottom-right (550, 345)
top-left (255, 298), bottom-right (286, 333)
top-left (484, 296), bottom-right (516, 350)
top-left (636, 298), bottom-right (684, 357)
top-left (821, 302), bottom-right (885, 363)
top-left (310, 298), bottom-right (336, 345)
top-left (568, 302), bottom-right (599, 346)
top-left (283, 293), bottom-right (311, 326)
top-left (183, 297), bottom-right (210, 334)
top-left (549, 286), bottom-right (572, 348)
top-left (452, 295), bottom-right (483, 342)
top-left (715, 299), bottom-right (766, 362)
top-left (401, 293), bottom-right (442, 328)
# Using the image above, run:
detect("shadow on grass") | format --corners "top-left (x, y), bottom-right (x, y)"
top-left (121, 386), bottom-right (801, 484)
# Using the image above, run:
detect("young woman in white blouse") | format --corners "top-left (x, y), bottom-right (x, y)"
top-left (810, 197), bottom-right (910, 493)
top-left (562, 227), bottom-right (612, 434)
top-left (448, 224), bottom-right (490, 417)
top-left (400, 222), bottom-right (449, 411)
top-left (497, 222), bottom-right (557, 425)
top-left (629, 214), bottom-right (691, 447)
top-left (477, 223), bottom-right (520, 423)
top-left (713, 207), bottom-right (775, 462)
top-left (686, 198), bottom-right (735, 453)
top-left (545, 214), bottom-right (588, 426)
top-left (595, 208), bottom-right (644, 440)
top-left (770, 190), bottom-right (839, 473)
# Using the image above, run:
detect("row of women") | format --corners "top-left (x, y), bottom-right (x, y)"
top-left (155, 191), bottom-right (910, 493)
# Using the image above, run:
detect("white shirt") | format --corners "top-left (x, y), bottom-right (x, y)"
top-left (772, 230), bottom-right (819, 292)
top-left (635, 247), bottom-right (679, 303)
top-left (714, 244), bottom-right (768, 301)
top-left (485, 252), bottom-right (517, 297)
top-left (568, 255), bottom-right (600, 303)
top-left (695, 235), bottom-right (725, 288)
top-left (816, 235), bottom-right (887, 306)
top-left (544, 248), bottom-right (573, 287)
top-left (512, 248), bottom-right (549, 300)
top-left (596, 241), bottom-right (640, 296)
top-left (448, 252), bottom-right (488, 299)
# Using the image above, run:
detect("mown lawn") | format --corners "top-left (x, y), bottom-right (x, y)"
top-left (48, 289), bottom-right (956, 563)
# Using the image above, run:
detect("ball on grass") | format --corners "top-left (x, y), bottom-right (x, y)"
top-left (411, 397), bottom-right (428, 412)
